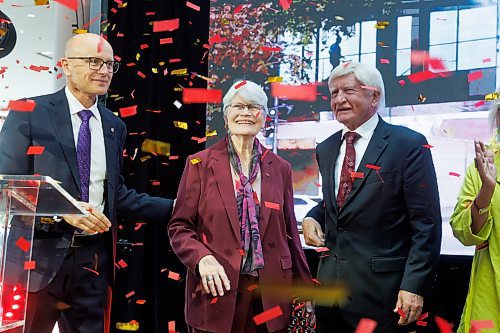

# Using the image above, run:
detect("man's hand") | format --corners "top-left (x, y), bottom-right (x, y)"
top-left (302, 217), bottom-right (325, 247)
top-left (198, 255), bottom-right (231, 297)
top-left (62, 202), bottom-right (111, 234)
top-left (393, 290), bottom-right (424, 325)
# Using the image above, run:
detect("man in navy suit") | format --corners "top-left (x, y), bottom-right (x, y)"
top-left (0, 33), bottom-right (173, 333)
top-left (302, 62), bottom-right (441, 332)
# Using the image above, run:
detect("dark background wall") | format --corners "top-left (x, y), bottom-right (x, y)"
top-left (104, 1), bottom-right (473, 332)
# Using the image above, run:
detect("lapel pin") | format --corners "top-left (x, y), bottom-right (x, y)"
top-left (110, 127), bottom-right (115, 133)
top-left (266, 173), bottom-right (270, 177)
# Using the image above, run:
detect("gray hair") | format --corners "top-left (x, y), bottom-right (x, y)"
top-left (328, 62), bottom-right (386, 110)
top-left (222, 80), bottom-right (268, 119)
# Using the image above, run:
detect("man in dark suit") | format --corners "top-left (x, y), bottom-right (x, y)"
top-left (0, 33), bottom-right (173, 333)
top-left (302, 62), bottom-right (441, 333)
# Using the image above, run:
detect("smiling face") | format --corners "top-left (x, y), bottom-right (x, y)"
top-left (225, 94), bottom-right (265, 138)
top-left (329, 73), bottom-right (380, 130)
top-left (61, 34), bottom-right (114, 106)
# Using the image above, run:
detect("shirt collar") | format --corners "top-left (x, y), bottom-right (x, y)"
top-left (64, 86), bottom-right (101, 121)
top-left (341, 113), bottom-right (379, 140)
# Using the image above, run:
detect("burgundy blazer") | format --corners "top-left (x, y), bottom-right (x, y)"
top-left (168, 139), bottom-right (311, 333)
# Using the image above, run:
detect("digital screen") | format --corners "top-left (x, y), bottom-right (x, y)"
top-left (207, 0), bottom-right (499, 255)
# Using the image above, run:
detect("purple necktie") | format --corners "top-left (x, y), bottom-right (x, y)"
top-left (77, 109), bottom-right (93, 202)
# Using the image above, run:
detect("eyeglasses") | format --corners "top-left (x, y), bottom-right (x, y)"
top-left (227, 103), bottom-right (264, 113)
top-left (67, 57), bottom-right (120, 73)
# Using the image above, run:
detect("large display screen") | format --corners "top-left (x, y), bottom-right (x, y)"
top-left (207, 0), bottom-right (500, 255)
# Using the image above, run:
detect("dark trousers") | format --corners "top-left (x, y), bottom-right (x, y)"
top-left (24, 237), bottom-right (111, 333)
top-left (316, 305), bottom-right (354, 333)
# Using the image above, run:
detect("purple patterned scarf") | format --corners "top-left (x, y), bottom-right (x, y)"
top-left (226, 135), bottom-right (265, 275)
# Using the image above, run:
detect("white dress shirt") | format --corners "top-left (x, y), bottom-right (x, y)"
top-left (334, 113), bottom-right (379, 196)
top-left (65, 87), bottom-right (106, 214)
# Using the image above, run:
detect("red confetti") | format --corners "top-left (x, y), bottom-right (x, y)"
top-left (380, 58), bottom-right (390, 64)
top-left (16, 237), bottom-right (30, 252)
top-left (168, 321), bottom-right (175, 333)
top-left (186, 1), bottom-right (200, 11)
top-left (117, 259), bottom-right (128, 268)
top-left (137, 71), bottom-right (146, 79)
top-left (183, 88), bottom-right (222, 103)
top-left (234, 4), bottom-right (243, 13)
top-left (416, 321), bottom-right (428, 327)
top-left (160, 37), bottom-right (173, 44)
top-left (418, 312), bottom-right (429, 320)
top-left (153, 18), bottom-right (180, 32)
top-left (365, 164), bottom-right (381, 171)
top-left (449, 172), bottom-right (460, 177)
top-left (422, 144), bottom-right (434, 149)
top-left (470, 320), bottom-right (495, 333)
top-left (82, 267), bottom-right (99, 275)
top-left (125, 291), bottom-right (135, 298)
top-left (398, 80), bottom-right (406, 86)
top-left (24, 261), bottom-right (36, 270)
top-left (253, 306), bottom-right (283, 325)
top-left (429, 58), bottom-right (447, 71)
top-left (468, 71), bottom-right (483, 82)
top-left (134, 222), bottom-right (146, 231)
top-left (314, 182), bottom-right (321, 187)
top-left (253, 191), bottom-right (260, 205)
top-left (8, 99), bottom-right (36, 112)
top-left (210, 297), bottom-right (218, 304)
top-left (350, 171), bottom-right (364, 179)
top-left (271, 83), bottom-right (317, 102)
top-left (119, 105), bottom-right (137, 118)
top-left (202, 233), bottom-right (208, 244)
top-left (354, 318), bottom-right (377, 333)
top-left (140, 44), bottom-right (149, 50)
top-left (247, 284), bottom-right (258, 291)
top-left (264, 201), bottom-right (280, 210)
top-left (261, 46), bottom-right (281, 52)
top-left (279, 0), bottom-right (291, 10)
top-left (261, 149), bottom-right (270, 161)
top-left (314, 247), bottom-right (329, 252)
top-left (482, 58), bottom-right (491, 63)
top-left (136, 300), bottom-right (146, 304)
top-left (26, 146), bottom-right (45, 155)
top-left (235, 80), bottom-right (247, 89)
top-left (54, 0), bottom-right (77, 11)
top-left (168, 271), bottom-right (181, 281)
top-left (434, 316), bottom-right (454, 333)
top-left (475, 100), bottom-right (485, 107)
top-left (408, 71), bottom-right (438, 84)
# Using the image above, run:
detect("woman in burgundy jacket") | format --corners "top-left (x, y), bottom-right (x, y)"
top-left (168, 80), bottom-right (313, 333)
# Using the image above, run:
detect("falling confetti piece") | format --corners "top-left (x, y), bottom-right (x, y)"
top-left (173, 100), bottom-right (182, 109)
top-left (183, 88), bottom-right (222, 103)
top-left (354, 318), bottom-right (377, 333)
top-left (117, 259), bottom-right (128, 268)
top-left (190, 157), bottom-right (201, 165)
top-left (82, 267), bottom-right (99, 275)
top-left (271, 83), bottom-right (317, 101)
top-left (278, 0), bottom-right (290, 10)
top-left (380, 58), bottom-right (390, 64)
top-left (235, 80), bottom-right (247, 89)
top-left (168, 321), bottom-right (175, 333)
top-left (253, 306), bottom-right (283, 325)
top-left (16, 237), bottom-right (30, 252)
top-left (474, 100), bottom-right (485, 107)
top-left (264, 201), bottom-right (280, 210)
top-left (54, 0), bottom-right (77, 11)
top-left (125, 291), bottom-right (135, 298)
top-left (26, 146), bottom-right (45, 155)
top-left (119, 105), bottom-right (137, 117)
top-left (24, 261), bottom-right (36, 270)
top-left (171, 68), bottom-right (188, 75)
top-left (485, 92), bottom-right (500, 101)
top-left (8, 99), bottom-right (36, 112)
top-left (210, 297), bottom-right (218, 304)
top-left (418, 94), bottom-right (427, 103)
top-left (434, 316), bottom-right (454, 333)
top-left (173, 121), bottom-right (188, 130)
top-left (314, 247), bottom-right (329, 252)
top-left (350, 171), bottom-right (364, 179)
top-left (468, 71), bottom-right (483, 82)
top-left (186, 1), bottom-right (200, 11)
top-left (266, 76), bottom-right (283, 83)
top-left (168, 271), bottom-right (181, 281)
top-left (152, 18), bottom-right (179, 32)
top-left (422, 144), bottom-right (434, 149)
top-left (449, 172), bottom-right (460, 177)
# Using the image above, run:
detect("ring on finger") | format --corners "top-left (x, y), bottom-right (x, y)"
top-left (206, 275), bottom-right (213, 282)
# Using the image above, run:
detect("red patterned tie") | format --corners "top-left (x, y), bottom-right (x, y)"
top-left (337, 131), bottom-right (360, 208)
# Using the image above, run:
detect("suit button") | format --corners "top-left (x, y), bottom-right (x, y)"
top-left (338, 228), bottom-right (344, 233)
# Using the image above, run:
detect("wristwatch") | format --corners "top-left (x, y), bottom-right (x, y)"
top-left (473, 199), bottom-right (490, 215)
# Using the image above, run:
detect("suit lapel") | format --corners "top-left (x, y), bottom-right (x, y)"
top-left (46, 89), bottom-right (81, 193)
top-left (98, 106), bottom-right (116, 213)
top-left (326, 132), bottom-right (342, 216)
top-left (259, 148), bottom-right (273, 237)
top-left (340, 118), bottom-right (389, 212)
top-left (211, 148), bottom-right (241, 243)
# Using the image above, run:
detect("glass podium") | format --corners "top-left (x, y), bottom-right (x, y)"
top-left (0, 175), bottom-right (86, 332)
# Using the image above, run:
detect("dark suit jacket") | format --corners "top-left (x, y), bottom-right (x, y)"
top-left (306, 117), bottom-right (441, 331)
top-left (168, 139), bottom-right (311, 333)
top-left (0, 88), bottom-right (173, 292)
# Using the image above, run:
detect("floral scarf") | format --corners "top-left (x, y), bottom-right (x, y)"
top-left (226, 135), bottom-right (265, 275)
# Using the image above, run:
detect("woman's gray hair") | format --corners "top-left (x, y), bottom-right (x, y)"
top-left (328, 62), bottom-right (386, 110)
top-left (222, 80), bottom-right (268, 119)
